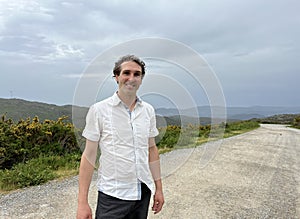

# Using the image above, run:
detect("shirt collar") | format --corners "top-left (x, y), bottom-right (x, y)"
top-left (112, 92), bottom-right (142, 107)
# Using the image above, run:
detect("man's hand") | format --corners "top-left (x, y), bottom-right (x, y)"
top-left (149, 138), bottom-right (164, 214)
top-left (152, 190), bottom-right (164, 214)
top-left (76, 202), bottom-right (92, 219)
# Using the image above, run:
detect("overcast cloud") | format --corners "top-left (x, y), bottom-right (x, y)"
top-left (0, 0), bottom-right (299, 107)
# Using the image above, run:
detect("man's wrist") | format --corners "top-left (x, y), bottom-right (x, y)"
top-left (78, 195), bottom-right (89, 205)
top-left (154, 179), bottom-right (163, 192)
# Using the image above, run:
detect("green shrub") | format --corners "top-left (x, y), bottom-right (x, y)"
top-left (225, 120), bottom-right (260, 133)
top-left (156, 125), bottom-right (181, 148)
top-left (292, 116), bottom-right (300, 128)
top-left (0, 154), bottom-right (81, 191)
top-left (198, 125), bottom-right (211, 138)
top-left (0, 115), bottom-right (82, 191)
top-left (0, 115), bottom-right (81, 170)
top-left (156, 120), bottom-right (260, 150)
top-left (0, 160), bottom-right (56, 190)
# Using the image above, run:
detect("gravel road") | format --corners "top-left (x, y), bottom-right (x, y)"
top-left (1, 124), bottom-right (300, 219)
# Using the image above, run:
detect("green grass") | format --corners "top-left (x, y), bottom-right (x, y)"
top-left (158, 120), bottom-right (260, 151)
top-left (223, 120), bottom-right (260, 138)
top-left (0, 153), bottom-right (81, 192)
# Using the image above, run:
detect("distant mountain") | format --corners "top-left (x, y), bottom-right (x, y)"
top-left (156, 115), bottom-right (213, 127)
top-left (0, 98), bottom-right (88, 125)
top-left (156, 105), bottom-right (300, 120)
top-left (226, 106), bottom-right (300, 119)
top-left (1, 98), bottom-right (300, 128)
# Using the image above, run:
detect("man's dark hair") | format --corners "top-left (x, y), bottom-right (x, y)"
top-left (113, 55), bottom-right (146, 78)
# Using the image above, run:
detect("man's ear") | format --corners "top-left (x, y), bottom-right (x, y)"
top-left (115, 75), bottom-right (119, 84)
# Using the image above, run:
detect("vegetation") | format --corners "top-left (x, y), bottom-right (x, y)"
top-left (292, 115), bottom-right (300, 129)
top-left (156, 120), bottom-right (260, 153)
top-left (0, 98), bottom-right (88, 127)
top-left (255, 113), bottom-right (300, 125)
top-left (156, 124), bottom-right (199, 153)
top-left (0, 98), bottom-right (298, 192)
top-left (0, 111), bottom-right (261, 192)
top-left (223, 120), bottom-right (260, 137)
top-left (0, 154), bottom-right (80, 191)
top-left (0, 115), bottom-right (81, 191)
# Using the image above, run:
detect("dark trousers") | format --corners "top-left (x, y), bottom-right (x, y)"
top-left (95, 183), bottom-right (151, 219)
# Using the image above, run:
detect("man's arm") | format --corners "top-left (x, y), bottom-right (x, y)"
top-left (77, 139), bottom-right (98, 219)
top-left (148, 137), bottom-right (164, 214)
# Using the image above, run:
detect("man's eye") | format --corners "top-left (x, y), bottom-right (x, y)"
top-left (134, 73), bottom-right (141, 77)
top-left (123, 71), bottom-right (130, 75)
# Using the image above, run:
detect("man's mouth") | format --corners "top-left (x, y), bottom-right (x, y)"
top-left (125, 83), bottom-right (135, 88)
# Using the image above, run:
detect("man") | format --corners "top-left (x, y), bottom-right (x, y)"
top-left (77, 55), bottom-right (164, 219)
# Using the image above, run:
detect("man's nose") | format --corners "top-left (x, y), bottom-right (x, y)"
top-left (128, 73), bottom-right (135, 80)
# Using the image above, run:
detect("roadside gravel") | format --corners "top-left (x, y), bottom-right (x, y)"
top-left (1, 124), bottom-right (300, 218)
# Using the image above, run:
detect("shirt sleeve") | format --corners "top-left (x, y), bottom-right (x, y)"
top-left (149, 106), bottom-right (159, 138)
top-left (82, 104), bottom-right (101, 142)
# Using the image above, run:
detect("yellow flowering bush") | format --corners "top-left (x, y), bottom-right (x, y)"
top-left (0, 114), bottom-right (80, 170)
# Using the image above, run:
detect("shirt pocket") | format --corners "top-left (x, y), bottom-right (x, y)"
top-left (135, 118), bottom-right (150, 147)
top-left (111, 112), bottom-right (133, 145)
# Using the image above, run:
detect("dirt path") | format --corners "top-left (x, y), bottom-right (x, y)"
top-left (148, 124), bottom-right (300, 218)
top-left (1, 124), bottom-right (300, 218)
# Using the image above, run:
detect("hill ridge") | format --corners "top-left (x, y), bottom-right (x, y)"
top-left (1, 98), bottom-right (300, 126)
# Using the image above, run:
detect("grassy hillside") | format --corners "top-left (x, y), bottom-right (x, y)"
top-left (0, 98), bottom-right (228, 129)
top-left (1, 98), bottom-right (299, 127)
top-left (253, 114), bottom-right (300, 125)
top-left (0, 98), bottom-right (72, 121)
top-left (0, 98), bottom-right (88, 126)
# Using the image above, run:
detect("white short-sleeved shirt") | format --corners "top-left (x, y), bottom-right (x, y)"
top-left (82, 92), bottom-right (159, 200)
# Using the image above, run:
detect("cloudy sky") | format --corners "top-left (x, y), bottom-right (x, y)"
top-left (0, 0), bottom-right (299, 107)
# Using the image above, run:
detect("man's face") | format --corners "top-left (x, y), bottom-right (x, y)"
top-left (116, 61), bottom-right (143, 95)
